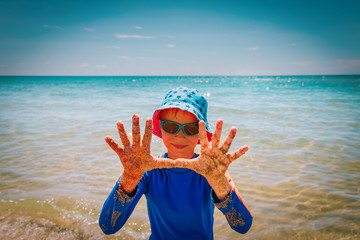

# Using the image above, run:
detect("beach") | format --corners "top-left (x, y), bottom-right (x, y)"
top-left (1, 75), bottom-right (359, 239)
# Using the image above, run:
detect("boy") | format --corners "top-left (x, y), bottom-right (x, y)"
top-left (99, 87), bottom-right (252, 239)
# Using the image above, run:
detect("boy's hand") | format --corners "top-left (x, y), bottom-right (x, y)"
top-left (173, 120), bottom-right (248, 201)
top-left (105, 114), bottom-right (175, 194)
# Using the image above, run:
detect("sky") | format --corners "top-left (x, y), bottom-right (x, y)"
top-left (0, 0), bottom-right (359, 76)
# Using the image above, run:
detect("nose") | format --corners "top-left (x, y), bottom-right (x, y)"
top-left (175, 127), bottom-right (187, 137)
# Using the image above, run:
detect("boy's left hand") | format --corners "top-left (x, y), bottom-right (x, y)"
top-left (172, 120), bottom-right (248, 201)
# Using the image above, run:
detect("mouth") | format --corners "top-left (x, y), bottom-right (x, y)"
top-left (171, 143), bottom-right (187, 149)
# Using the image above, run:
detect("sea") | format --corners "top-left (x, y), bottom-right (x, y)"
top-left (0, 75), bottom-right (359, 240)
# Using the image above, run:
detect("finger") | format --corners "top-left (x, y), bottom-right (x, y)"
top-left (219, 127), bottom-right (237, 154)
top-left (105, 136), bottom-right (124, 157)
top-left (117, 121), bottom-right (131, 147)
top-left (199, 121), bottom-right (209, 149)
top-left (152, 157), bottom-right (176, 169)
top-left (211, 119), bottom-right (223, 149)
top-left (142, 118), bottom-right (153, 149)
top-left (228, 145), bottom-right (249, 162)
top-left (132, 114), bottom-right (141, 145)
top-left (171, 158), bottom-right (198, 171)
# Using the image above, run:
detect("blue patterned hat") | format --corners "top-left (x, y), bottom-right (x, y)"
top-left (152, 87), bottom-right (213, 142)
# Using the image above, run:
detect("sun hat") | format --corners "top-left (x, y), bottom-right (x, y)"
top-left (152, 87), bottom-right (213, 142)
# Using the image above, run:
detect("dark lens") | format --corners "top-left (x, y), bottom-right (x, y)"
top-left (162, 121), bottom-right (179, 134)
top-left (184, 123), bottom-right (199, 136)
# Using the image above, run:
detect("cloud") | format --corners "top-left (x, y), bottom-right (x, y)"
top-left (166, 44), bottom-right (175, 48)
top-left (96, 64), bottom-right (106, 68)
top-left (135, 26), bottom-right (143, 29)
top-left (337, 59), bottom-right (360, 66)
top-left (117, 56), bottom-right (129, 59)
top-left (114, 34), bottom-right (155, 39)
top-left (295, 61), bottom-right (319, 66)
top-left (84, 27), bottom-right (95, 32)
top-left (43, 25), bottom-right (62, 29)
top-left (245, 46), bottom-right (260, 51)
top-left (290, 43), bottom-right (296, 46)
top-left (78, 63), bottom-right (88, 68)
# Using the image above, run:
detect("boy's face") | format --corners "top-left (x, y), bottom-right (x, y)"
top-left (159, 109), bottom-right (199, 160)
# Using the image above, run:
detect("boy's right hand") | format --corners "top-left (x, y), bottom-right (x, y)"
top-left (105, 114), bottom-right (175, 195)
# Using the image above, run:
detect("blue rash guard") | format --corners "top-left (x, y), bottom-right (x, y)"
top-left (99, 153), bottom-right (253, 239)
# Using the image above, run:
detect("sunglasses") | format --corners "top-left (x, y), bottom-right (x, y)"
top-left (160, 120), bottom-right (199, 136)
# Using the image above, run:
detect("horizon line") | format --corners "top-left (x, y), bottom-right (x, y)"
top-left (1, 74), bottom-right (359, 77)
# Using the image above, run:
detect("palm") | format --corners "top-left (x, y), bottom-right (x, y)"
top-left (173, 120), bottom-right (248, 182)
top-left (105, 115), bottom-right (175, 180)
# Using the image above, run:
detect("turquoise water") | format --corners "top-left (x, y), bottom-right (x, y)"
top-left (0, 75), bottom-right (359, 239)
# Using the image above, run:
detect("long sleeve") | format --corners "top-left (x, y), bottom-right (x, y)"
top-left (99, 152), bottom-right (252, 238)
top-left (212, 189), bottom-right (253, 234)
top-left (99, 177), bottom-right (146, 235)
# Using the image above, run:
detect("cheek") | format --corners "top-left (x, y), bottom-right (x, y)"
top-left (161, 130), bottom-right (172, 147)
top-left (188, 135), bottom-right (199, 146)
